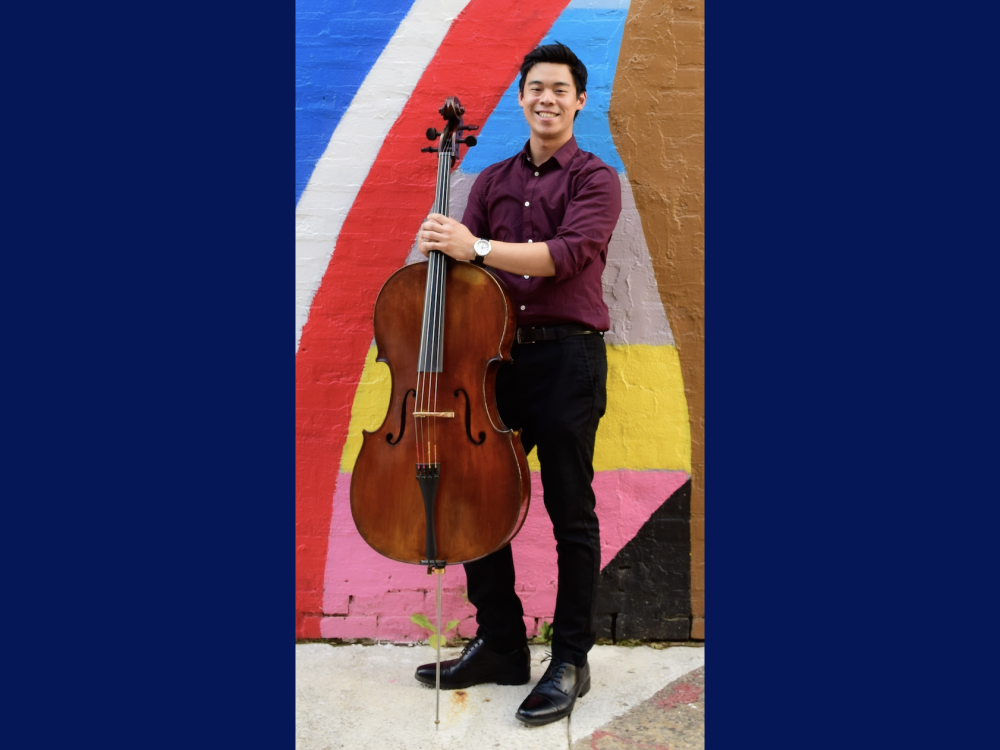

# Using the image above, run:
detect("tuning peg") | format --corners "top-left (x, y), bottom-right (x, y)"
top-left (426, 128), bottom-right (441, 141)
top-left (459, 124), bottom-right (479, 132)
top-left (459, 136), bottom-right (477, 147)
top-left (421, 146), bottom-right (439, 153)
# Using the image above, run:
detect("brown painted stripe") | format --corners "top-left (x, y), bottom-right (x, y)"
top-left (610, 0), bottom-right (705, 637)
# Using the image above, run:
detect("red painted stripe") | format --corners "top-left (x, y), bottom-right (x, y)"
top-left (295, 0), bottom-right (571, 637)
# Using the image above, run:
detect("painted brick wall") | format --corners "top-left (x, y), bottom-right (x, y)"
top-left (610, 0), bottom-right (705, 639)
top-left (295, 0), bottom-right (705, 643)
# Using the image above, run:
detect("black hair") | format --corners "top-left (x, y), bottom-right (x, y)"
top-left (518, 42), bottom-right (588, 120)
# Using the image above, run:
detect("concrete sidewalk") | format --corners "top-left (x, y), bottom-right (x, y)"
top-left (296, 642), bottom-right (704, 750)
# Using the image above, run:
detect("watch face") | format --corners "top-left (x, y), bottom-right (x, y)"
top-left (474, 239), bottom-right (490, 256)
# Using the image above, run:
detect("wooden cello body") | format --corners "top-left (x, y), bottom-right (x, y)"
top-left (350, 97), bottom-right (530, 569)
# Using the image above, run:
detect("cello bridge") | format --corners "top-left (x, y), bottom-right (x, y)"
top-left (412, 411), bottom-right (455, 418)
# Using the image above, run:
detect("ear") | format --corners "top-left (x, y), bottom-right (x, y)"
top-left (517, 87), bottom-right (524, 106)
top-left (576, 91), bottom-right (587, 112)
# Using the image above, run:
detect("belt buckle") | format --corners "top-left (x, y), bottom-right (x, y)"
top-left (516, 327), bottom-right (524, 344)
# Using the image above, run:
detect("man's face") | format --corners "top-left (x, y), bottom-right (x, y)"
top-left (518, 62), bottom-right (586, 141)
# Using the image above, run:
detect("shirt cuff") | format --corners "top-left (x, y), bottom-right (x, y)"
top-left (545, 237), bottom-right (573, 282)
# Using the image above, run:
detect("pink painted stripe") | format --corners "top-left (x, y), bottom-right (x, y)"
top-left (323, 469), bottom-right (689, 629)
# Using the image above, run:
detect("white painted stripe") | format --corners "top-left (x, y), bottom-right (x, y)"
top-left (295, 0), bottom-right (474, 352)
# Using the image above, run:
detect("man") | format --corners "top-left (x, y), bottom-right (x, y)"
top-left (414, 42), bottom-right (621, 727)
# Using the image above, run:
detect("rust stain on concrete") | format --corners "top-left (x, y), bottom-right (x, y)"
top-left (610, 0), bottom-right (705, 638)
top-left (443, 688), bottom-right (471, 725)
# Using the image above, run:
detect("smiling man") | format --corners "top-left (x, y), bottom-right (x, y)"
top-left (415, 42), bottom-right (622, 727)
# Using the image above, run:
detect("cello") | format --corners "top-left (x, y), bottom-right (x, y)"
top-left (350, 97), bottom-right (531, 726)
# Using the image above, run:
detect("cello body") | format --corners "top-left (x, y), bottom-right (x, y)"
top-left (350, 97), bottom-right (530, 567)
top-left (350, 260), bottom-right (530, 565)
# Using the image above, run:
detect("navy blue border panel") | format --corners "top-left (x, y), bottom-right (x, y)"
top-left (6, 2), bottom-right (292, 747)
top-left (710, 2), bottom-right (997, 748)
top-left (296, 0), bottom-right (417, 204)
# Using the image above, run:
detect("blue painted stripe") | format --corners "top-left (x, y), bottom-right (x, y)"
top-left (295, 0), bottom-right (418, 205)
top-left (460, 1), bottom-right (629, 173)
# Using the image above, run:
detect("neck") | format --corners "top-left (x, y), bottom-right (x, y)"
top-left (528, 131), bottom-right (574, 166)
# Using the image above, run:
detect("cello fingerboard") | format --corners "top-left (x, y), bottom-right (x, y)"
top-left (417, 150), bottom-right (453, 374)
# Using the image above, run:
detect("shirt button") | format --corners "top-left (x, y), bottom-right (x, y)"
top-left (524, 275), bottom-right (529, 279)
top-left (534, 172), bottom-right (539, 177)
top-left (520, 305), bottom-right (525, 311)
top-left (527, 239), bottom-right (533, 243)
top-left (524, 201), bottom-right (530, 207)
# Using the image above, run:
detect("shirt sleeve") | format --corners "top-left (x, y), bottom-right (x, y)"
top-left (545, 164), bottom-right (622, 282)
top-left (461, 170), bottom-right (490, 239)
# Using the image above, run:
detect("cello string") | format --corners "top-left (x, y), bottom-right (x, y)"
top-left (423, 149), bottom-right (448, 466)
top-left (434, 150), bottom-right (451, 465)
top-left (416, 223), bottom-right (436, 466)
top-left (430, 151), bottom-right (446, 466)
top-left (431, 152), bottom-right (441, 466)
top-left (420, 159), bottom-right (435, 467)
top-left (417, 273), bottom-right (427, 466)
top-left (433, 148), bottom-right (452, 466)
top-left (435, 245), bottom-right (443, 465)
top-left (418, 151), bottom-right (442, 467)
top-left (428, 150), bottom-right (442, 466)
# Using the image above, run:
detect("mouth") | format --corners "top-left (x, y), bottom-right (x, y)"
top-left (535, 111), bottom-right (558, 120)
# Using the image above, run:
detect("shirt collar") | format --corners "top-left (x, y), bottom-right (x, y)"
top-left (521, 135), bottom-right (579, 170)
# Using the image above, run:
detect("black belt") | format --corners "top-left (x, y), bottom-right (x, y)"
top-left (515, 324), bottom-right (602, 344)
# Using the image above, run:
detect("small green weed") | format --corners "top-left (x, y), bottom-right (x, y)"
top-left (538, 619), bottom-right (554, 644)
top-left (410, 613), bottom-right (459, 649)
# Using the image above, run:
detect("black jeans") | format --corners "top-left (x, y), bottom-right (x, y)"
top-left (463, 333), bottom-right (608, 667)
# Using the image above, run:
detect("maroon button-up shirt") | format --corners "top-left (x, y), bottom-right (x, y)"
top-left (462, 136), bottom-right (621, 330)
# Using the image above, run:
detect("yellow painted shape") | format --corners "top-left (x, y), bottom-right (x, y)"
top-left (590, 344), bottom-right (691, 472)
top-left (340, 346), bottom-right (392, 472)
top-left (341, 343), bottom-right (691, 473)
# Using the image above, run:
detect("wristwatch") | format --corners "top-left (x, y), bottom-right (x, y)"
top-left (472, 238), bottom-right (492, 266)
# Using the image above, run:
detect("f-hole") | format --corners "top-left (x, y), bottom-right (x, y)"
top-left (453, 388), bottom-right (486, 445)
top-left (386, 389), bottom-right (416, 445)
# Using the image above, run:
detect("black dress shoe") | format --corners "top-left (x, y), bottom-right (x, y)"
top-left (515, 657), bottom-right (591, 726)
top-left (415, 636), bottom-right (530, 689)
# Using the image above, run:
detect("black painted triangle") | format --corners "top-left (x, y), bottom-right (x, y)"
top-left (594, 479), bottom-right (692, 641)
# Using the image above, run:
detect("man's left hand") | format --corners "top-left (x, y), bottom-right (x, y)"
top-left (418, 214), bottom-right (477, 261)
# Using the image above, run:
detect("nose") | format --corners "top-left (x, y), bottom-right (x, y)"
top-left (539, 88), bottom-right (555, 104)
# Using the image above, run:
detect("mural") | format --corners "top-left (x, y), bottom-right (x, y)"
top-left (295, 0), bottom-right (705, 642)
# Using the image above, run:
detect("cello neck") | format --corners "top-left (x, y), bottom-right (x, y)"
top-left (417, 96), bottom-right (475, 375)
top-left (432, 149), bottom-right (454, 218)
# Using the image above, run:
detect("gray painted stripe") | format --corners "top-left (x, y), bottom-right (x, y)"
top-left (604, 173), bottom-right (673, 345)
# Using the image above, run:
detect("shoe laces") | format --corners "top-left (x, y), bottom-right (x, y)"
top-left (538, 651), bottom-right (568, 683)
top-left (461, 637), bottom-right (484, 656)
